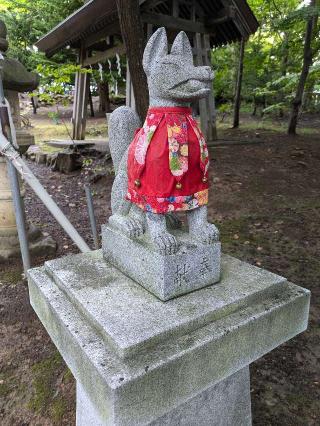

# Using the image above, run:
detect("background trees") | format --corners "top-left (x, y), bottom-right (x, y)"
top-left (213, 0), bottom-right (320, 132)
top-left (1, 0), bottom-right (319, 133)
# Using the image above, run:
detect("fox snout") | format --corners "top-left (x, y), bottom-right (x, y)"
top-left (189, 65), bottom-right (214, 84)
top-left (200, 66), bottom-right (214, 82)
top-left (169, 65), bottom-right (213, 89)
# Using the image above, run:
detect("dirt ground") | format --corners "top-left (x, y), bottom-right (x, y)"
top-left (0, 108), bottom-right (319, 425)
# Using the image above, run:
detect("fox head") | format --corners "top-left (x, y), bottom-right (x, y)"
top-left (143, 27), bottom-right (213, 105)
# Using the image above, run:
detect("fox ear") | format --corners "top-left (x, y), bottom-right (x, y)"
top-left (171, 31), bottom-right (193, 62)
top-left (143, 27), bottom-right (168, 75)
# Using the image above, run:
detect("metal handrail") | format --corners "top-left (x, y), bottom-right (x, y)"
top-left (0, 60), bottom-right (91, 273)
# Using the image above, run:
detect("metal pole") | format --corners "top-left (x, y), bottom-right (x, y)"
top-left (7, 160), bottom-right (31, 273)
top-left (85, 185), bottom-right (99, 249)
top-left (0, 134), bottom-right (91, 253)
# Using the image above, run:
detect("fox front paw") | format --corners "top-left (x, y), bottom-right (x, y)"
top-left (152, 232), bottom-right (179, 255)
top-left (191, 223), bottom-right (219, 245)
top-left (109, 214), bottom-right (144, 238)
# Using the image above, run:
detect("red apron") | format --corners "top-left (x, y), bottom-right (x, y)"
top-left (126, 106), bottom-right (210, 214)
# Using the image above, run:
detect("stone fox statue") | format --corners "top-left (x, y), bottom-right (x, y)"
top-left (108, 27), bottom-right (219, 255)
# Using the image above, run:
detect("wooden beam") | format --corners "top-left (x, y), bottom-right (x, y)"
top-left (142, 0), bottom-right (165, 10)
top-left (205, 7), bottom-right (235, 27)
top-left (141, 12), bottom-right (207, 33)
top-left (84, 21), bottom-right (121, 48)
top-left (172, 0), bottom-right (179, 17)
top-left (72, 42), bottom-right (89, 140)
top-left (83, 44), bottom-right (126, 66)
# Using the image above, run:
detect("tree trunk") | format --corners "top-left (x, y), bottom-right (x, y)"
top-left (288, 0), bottom-right (318, 135)
top-left (116, 0), bottom-right (149, 120)
top-left (98, 81), bottom-right (110, 113)
top-left (280, 33), bottom-right (289, 77)
top-left (233, 38), bottom-right (245, 128)
top-left (279, 33), bottom-right (289, 118)
top-left (31, 96), bottom-right (38, 114)
top-left (88, 88), bottom-right (94, 117)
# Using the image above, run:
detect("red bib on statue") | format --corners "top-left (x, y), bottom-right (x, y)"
top-left (126, 106), bottom-right (210, 214)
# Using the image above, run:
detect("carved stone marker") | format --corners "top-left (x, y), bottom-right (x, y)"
top-left (102, 226), bottom-right (220, 301)
top-left (28, 28), bottom-right (310, 425)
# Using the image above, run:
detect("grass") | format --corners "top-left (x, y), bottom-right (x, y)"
top-left (0, 268), bottom-right (23, 286)
top-left (27, 351), bottom-right (73, 424)
top-left (0, 372), bottom-right (11, 398)
top-left (28, 351), bottom-right (63, 413)
top-left (216, 116), bottom-right (317, 135)
top-left (50, 397), bottom-right (68, 424)
top-left (29, 117), bottom-right (108, 152)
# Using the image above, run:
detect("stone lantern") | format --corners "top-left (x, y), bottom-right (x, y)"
top-left (0, 19), bottom-right (56, 261)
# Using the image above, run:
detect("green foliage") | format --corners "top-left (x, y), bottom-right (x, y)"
top-left (0, 0), bottom-right (83, 70)
top-left (262, 102), bottom-right (287, 115)
top-left (212, 0), bottom-right (320, 115)
top-left (35, 63), bottom-right (91, 104)
top-left (47, 111), bottom-right (60, 124)
top-left (0, 0), bottom-right (86, 106)
top-left (1, 0), bottom-right (319, 121)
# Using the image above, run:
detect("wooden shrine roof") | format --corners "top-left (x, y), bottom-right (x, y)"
top-left (36, 0), bottom-right (259, 57)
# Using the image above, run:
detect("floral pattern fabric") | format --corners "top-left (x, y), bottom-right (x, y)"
top-left (166, 114), bottom-right (188, 179)
top-left (127, 188), bottom-right (209, 214)
top-left (187, 115), bottom-right (210, 176)
top-left (133, 112), bottom-right (163, 178)
top-left (133, 110), bottom-right (209, 181)
top-left (127, 106), bottom-right (210, 213)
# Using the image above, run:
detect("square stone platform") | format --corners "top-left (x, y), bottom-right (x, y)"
top-left (102, 225), bottom-right (221, 301)
top-left (28, 250), bottom-right (310, 425)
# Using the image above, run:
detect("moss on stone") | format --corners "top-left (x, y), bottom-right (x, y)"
top-left (28, 351), bottom-right (63, 413)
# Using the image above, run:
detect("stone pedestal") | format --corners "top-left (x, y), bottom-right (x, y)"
top-left (4, 89), bottom-right (35, 153)
top-left (76, 367), bottom-right (251, 426)
top-left (102, 225), bottom-right (221, 301)
top-left (28, 250), bottom-right (310, 426)
top-left (0, 157), bottom-right (21, 259)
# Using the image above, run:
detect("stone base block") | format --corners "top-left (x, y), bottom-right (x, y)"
top-left (102, 225), bottom-right (221, 301)
top-left (28, 250), bottom-right (310, 425)
top-left (0, 226), bottom-right (57, 262)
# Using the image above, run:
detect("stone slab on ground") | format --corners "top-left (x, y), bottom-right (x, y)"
top-left (46, 139), bottom-right (109, 152)
top-left (102, 225), bottom-right (221, 301)
top-left (0, 226), bottom-right (56, 262)
top-left (28, 250), bottom-right (310, 425)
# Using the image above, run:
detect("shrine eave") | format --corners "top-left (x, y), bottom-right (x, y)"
top-left (35, 0), bottom-right (259, 58)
